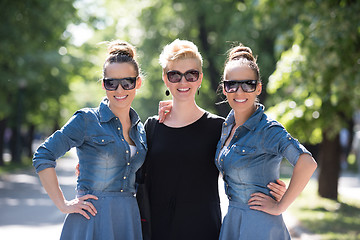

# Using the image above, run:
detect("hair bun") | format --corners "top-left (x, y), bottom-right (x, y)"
top-left (107, 40), bottom-right (136, 59)
top-left (228, 45), bottom-right (255, 62)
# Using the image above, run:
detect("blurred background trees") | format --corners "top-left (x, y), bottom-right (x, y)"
top-left (1, 0), bottom-right (359, 200)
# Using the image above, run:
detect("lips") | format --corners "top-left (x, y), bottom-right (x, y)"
top-left (234, 98), bottom-right (247, 103)
top-left (114, 95), bottom-right (127, 100)
top-left (177, 88), bottom-right (190, 92)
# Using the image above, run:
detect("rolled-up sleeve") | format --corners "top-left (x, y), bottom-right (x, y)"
top-left (33, 111), bottom-right (86, 173)
top-left (264, 124), bottom-right (311, 166)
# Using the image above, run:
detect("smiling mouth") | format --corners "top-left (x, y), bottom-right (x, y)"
top-left (114, 95), bottom-right (127, 100)
top-left (234, 98), bottom-right (247, 103)
top-left (177, 88), bottom-right (190, 92)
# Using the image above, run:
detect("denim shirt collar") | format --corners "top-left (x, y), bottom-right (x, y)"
top-left (224, 103), bottom-right (265, 131)
top-left (99, 97), bottom-right (141, 127)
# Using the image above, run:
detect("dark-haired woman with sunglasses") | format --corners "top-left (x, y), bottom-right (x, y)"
top-left (139, 39), bottom-right (287, 240)
top-left (215, 44), bottom-right (317, 239)
top-left (33, 40), bottom-right (146, 240)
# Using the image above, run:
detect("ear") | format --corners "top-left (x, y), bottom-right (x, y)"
top-left (162, 71), bottom-right (170, 88)
top-left (256, 82), bottom-right (262, 95)
top-left (222, 86), bottom-right (227, 96)
top-left (136, 77), bottom-right (142, 90)
top-left (101, 80), bottom-right (105, 90)
top-left (198, 72), bottom-right (204, 85)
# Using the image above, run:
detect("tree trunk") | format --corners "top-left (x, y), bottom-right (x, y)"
top-left (197, 15), bottom-right (230, 118)
top-left (0, 118), bottom-right (7, 166)
top-left (318, 130), bottom-right (341, 200)
top-left (26, 124), bottom-right (35, 158)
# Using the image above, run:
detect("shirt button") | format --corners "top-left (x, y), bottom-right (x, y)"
top-left (122, 139), bottom-right (124, 141)
top-left (136, 151), bottom-right (139, 154)
top-left (126, 150), bottom-right (129, 154)
top-left (221, 159), bottom-right (223, 161)
top-left (123, 176), bottom-right (127, 179)
top-left (101, 139), bottom-right (104, 142)
top-left (127, 162), bottom-right (130, 166)
top-left (225, 123), bottom-right (227, 126)
top-left (242, 149), bottom-right (245, 153)
top-left (120, 189), bottom-right (123, 192)
top-left (288, 137), bottom-right (291, 140)
top-left (118, 127), bottom-right (121, 130)
top-left (116, 118), bottom-right (118, 120)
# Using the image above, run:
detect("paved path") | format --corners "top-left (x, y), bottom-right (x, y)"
top-left (0, 150), bottom-right (78, 240)
top-left (1, 151), bottom-right (359, 240)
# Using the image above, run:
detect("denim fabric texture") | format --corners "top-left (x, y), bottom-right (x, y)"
top-left (215, 104), bottom-right (311, 203)
top-left (60, 191), bottom-right (143, 240)
top-left (33, 98), bottom-right (147, 194)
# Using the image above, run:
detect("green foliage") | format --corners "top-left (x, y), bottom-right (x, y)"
top-left (265, 0), bottom-right (360, 143)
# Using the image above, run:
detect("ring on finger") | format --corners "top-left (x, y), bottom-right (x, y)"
top-left (83, 201), bottom-right (87, 205)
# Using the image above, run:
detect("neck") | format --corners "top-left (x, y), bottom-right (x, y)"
top-left (233, 104), bottom-right (257, 127)
top-left (109, 104), bottom-right (131, 124)
top-left (164, 99), bottom-right (204, 127)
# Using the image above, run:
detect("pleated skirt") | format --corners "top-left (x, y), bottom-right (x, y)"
top-left (60, 191), bottom-right (143, 240)
top-left (219, 201), bottom-right (291, 240)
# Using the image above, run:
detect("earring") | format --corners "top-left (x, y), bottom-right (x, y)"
top-left (165, 89), bottom-right (170, 96)
top-left (197, 86), bottom-right (201, 95)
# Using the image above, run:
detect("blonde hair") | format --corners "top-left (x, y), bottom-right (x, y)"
top-left (159, 39), bottom-right (203, 72)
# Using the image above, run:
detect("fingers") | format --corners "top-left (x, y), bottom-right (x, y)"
top-left (248, 192), bottom-right (269, 205)
top-left (77, 195), bottom-right (98, 218)
top-left (158, 100), bottom-right (172, 123)
top-left (159, 100), bottom-right (172, 108)
top-left (75, 163), bottom-right (80, 176)
top-left (248, 192), bottom-right (281, 215)
top-left (268, 179), bottom-right (287, 201)
top-left (158, 107), bottom-right (171, 123)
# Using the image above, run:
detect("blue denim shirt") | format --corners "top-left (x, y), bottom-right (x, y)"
top-left (215, 104), bottom-right (311, 203)
top-left (33, 98), bottom-right (147, 194)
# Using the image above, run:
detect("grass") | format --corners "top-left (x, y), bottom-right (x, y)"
top-left (284, 178), bottom-right (360, 240)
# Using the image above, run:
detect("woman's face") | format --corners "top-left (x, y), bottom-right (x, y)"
top-left (104, 62), bottom-right (141, 112)
top-left (223, 65), bottom-right (261, 114)
top-left (163, 58), bottom-right (202, 102)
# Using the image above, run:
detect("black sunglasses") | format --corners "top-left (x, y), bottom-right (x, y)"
top-left (166, 70), bottom-right (200, 83)
top-left (103, 77), bottom-right (138, 91)
top-left (223, 80), bottom-right (258, 93)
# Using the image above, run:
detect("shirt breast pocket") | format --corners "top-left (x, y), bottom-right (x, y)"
top-left (91, 135), bottom-right (115, 147)
top-left (230, 145), bottom-right (257, 170)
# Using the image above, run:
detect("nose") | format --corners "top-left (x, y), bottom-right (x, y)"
top-left (179, 75), bottom-right (187, 83)
top-left (235, 85), bottom-right (244, 93)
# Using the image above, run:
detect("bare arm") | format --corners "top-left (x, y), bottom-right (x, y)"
top-left (38, 168), bottom-right (98, 219)
top-left (248, 154), bottom-right (317, 215)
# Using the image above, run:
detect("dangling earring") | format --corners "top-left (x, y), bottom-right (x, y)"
top-left (165, 89), bottom-right (170, 96)
top-left (197, 86), bottom-right (201, 95)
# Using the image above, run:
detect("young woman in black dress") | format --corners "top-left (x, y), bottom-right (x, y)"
top-left (141, 39), bottom-right (286, 240)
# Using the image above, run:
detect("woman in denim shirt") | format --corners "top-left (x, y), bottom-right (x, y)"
top-left (215, 44), bottom-right (317, 239)
top-left (33, 40), bottom-right (146, 240)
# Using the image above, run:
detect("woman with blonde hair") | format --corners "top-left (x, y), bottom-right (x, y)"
top-left (141, 39), bottom-right (286, 240)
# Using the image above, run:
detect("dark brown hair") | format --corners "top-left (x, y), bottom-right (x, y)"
top-left (102, 40), bottom-right (140, 77)
top-left (223, 43), bottom-right (260, 82)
